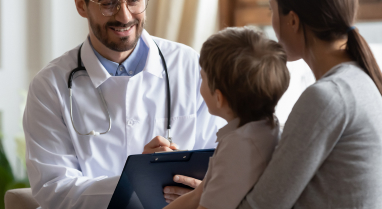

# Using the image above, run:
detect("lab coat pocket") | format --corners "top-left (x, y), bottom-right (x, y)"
top-left (154, 114), bottom-right (196, 149)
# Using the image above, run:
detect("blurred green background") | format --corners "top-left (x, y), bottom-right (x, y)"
top-left (0, 111), bottom-right (30, 209)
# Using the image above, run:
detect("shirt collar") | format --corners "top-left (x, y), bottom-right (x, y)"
top-left (90, 37), bottom-right (149, 77)
top-left (90, 38), bottom-right (119, 76)
top-left (216, 118), bottom-right (240, 142)
top-left (121, 36), bottom-right (149, 76)
top-left (81, 29), bottom-right (164, 88)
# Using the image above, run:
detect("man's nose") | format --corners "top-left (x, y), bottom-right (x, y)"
top-left (114, 2), bottom-right (133, 24)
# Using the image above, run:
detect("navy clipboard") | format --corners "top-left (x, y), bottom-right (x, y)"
top-left (107, 149), bottom-right (215, 209)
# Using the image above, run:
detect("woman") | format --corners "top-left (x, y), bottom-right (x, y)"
top-left (237, 0), bottom-right (382, 208)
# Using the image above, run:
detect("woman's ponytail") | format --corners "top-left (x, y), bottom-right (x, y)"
top-left (347, 29), bottom-right (382, 95)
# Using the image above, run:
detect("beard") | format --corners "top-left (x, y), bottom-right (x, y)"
top-left (88, 16), bottom-right (145, 52)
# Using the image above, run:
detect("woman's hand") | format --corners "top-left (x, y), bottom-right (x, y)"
top-left (163, 175), bottom-right (202, 203)
top-left (163, 178), bottom-right (205, 209)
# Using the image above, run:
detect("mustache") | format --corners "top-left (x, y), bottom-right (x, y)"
top-left (105, 20), bottom-right (139, 28)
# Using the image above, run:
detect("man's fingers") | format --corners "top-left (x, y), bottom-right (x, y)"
top-left (142, 136), bottom-right (181, 154)
top-left (142, 136), bottom-right (174, 154)
top-left (163, 186), bottom-right (192, 196)
top-left (173, 175), bottom-right (201, 188)
top-left (142, 146), bottom-right (173, 154)
top-left (169, 143), bottom-right (179, 150)
top-left (144, 136), bottom-right (170, 149)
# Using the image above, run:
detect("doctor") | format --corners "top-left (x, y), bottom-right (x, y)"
top-left (23, 0), bottom-right (223, 208)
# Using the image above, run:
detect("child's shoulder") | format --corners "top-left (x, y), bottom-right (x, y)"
top-left (221, 120), bottom-right (279, 156)
top-left (237, 120), bottom-right (279, 139)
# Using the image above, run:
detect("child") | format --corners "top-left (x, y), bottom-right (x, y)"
top-left (164, 27), bottom-right (290, 209)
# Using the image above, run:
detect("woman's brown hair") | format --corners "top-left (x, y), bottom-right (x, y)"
top-left (276, 0), bottom-right (382, 95)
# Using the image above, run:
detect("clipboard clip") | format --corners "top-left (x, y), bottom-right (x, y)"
top-left (154, 150), bottom-right (188, 154)
top-left (151, 151), bottom-right (192, 163)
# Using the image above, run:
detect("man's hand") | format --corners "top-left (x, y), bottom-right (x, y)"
top-left (163, 175), bottom-right (202, 203)
top-left (142, 136), bottom-right (178, 154)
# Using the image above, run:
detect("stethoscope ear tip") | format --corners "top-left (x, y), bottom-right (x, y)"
top-left (90, 130), bottom-right (100, 136)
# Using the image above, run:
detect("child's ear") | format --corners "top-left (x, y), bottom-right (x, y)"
top-left (214, 89), bottom-right (225, 109)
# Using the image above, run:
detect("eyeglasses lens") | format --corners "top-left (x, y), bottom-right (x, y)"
top-left (98, 0), bottom-right (148, 16)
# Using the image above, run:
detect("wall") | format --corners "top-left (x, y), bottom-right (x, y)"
top-left (0, 0), bottom-right (28, 179)
top-left (0, 0), bottom-right (88, 179)
top-left (145, 0), bottom-right (219, 52)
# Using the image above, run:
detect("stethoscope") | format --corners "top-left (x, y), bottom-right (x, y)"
top-left (68, 42), bottom-right (173, 143)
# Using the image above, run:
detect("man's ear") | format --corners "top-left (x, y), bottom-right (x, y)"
top-left (288, 11), bottom-right (301, 33)
top-left (75, 0), bottom-right (88, 18)
top-left (214, 89), bottom-right (225, 109)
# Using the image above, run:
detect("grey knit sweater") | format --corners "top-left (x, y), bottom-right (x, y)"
top-left (237, 62), bottom-right (382, 209)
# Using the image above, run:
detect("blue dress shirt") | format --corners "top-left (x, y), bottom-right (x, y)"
top-left (90, 37), bottom-right (149, 77)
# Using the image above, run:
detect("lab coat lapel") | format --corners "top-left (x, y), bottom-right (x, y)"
top-left (81, 38), bottom-right (112, 89)
top-left (81, 30), bottom-right (163, 89)
top-left (141, 30), bottom-right (164, 79)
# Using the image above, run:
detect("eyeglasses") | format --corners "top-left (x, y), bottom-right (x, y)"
top-left (89, 0), bottom-right (149, 17)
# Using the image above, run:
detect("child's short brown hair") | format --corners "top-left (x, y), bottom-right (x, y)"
top-left (200, 27), bottom-right (290, 127)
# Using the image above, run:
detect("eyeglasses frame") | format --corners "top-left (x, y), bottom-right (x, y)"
top-left (88, 0), bottom-right (149, 17)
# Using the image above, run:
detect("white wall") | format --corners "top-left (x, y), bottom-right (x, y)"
top-left (0, 0), bottom-right (88, 179)
top-left (0, 0), bottom-right (28, 179)
top-left (50, 1), bottom-right (89, 63)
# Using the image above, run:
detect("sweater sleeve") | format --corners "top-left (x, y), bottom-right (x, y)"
top-left (237, 81), bottom-right (349, 209)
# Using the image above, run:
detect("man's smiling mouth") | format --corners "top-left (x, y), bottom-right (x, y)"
top-left (110, 25), bottom-right (134, 32)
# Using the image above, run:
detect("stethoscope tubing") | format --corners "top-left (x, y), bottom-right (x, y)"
top-left (154, 42), bottom-right (172, 143)
top-left (69, 44), bottom-right (112, 136)
top-left (68, 43), bottom-right (172, 141)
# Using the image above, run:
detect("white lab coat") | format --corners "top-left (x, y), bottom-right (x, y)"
top-left (23, 30), bottom-right (225, 209)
